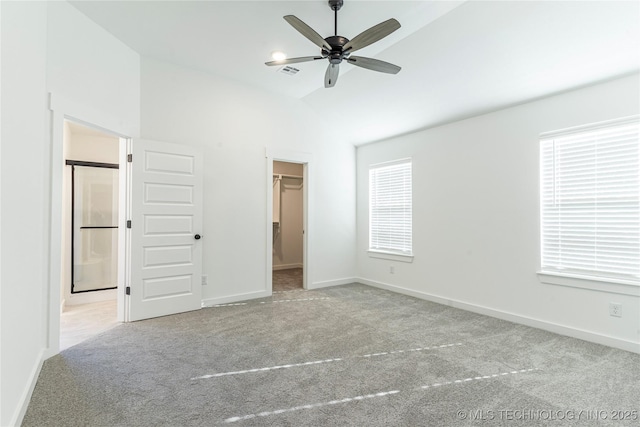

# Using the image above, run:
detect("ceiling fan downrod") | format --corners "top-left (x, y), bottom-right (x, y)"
top-left (329, 0), bottom-right (343, 36)
top-left (326, 0), bottom-right (347, 64)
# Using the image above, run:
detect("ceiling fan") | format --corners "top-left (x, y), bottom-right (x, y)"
top-left (265, 0), bottom-right (402, 88)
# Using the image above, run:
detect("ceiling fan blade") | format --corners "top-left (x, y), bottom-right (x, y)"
top-left (325, 63), bottom-right (339, 88)
top-left (265, 56), bottom-right (324, 66)
top-left (284, 15), bottom-right (332, 52)
top-left (343, 18), bottom-right (401, 53)
top-left (347, 56), bottom-right (401, 74)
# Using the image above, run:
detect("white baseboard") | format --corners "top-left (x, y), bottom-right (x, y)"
top-left (201, 290), bottom-right (271, 307)
top-left (358, 278), bottom-right (640, 354)
top-left (272, 263), bottom-right (303, 271)
top-left (10, 348), bottom-right (46, 427)
top-left (308, 277), bottom-right (356, 290)
top-left (201, 277), bottom-right (355, 306)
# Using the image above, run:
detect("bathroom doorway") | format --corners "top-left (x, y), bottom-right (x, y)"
top-left (60, 120), bottom-right (120, 349)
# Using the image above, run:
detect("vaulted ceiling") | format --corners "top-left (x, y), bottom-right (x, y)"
top-left (71, 1), bottom-right (640, 145)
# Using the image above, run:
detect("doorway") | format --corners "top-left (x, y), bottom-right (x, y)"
top-left (272, 161), bottom-right (304, 292)
top-left (59, 120), bottom-right (120, 349)
top-left (49, 104), bottom-right (206, 354)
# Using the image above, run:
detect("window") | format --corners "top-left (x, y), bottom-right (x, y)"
top-left (369, 159), bottom-right (412, 259)
top-left (540, 116), bottom-right (640, 285)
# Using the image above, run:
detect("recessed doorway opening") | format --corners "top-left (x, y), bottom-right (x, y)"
top-left (60, 120), bottom-right (120, 349)
top-left (272, 161), bottom-right (304, 292)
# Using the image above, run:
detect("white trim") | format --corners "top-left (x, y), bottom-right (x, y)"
top-left (201, 278), bottom-right (354, 304)
top-left (10, 349), bottom-right (46, 427)
top-left (265, 148), bottom-right (312, 164)
top-left (47, 108), bottom-right (64, 356)
top-left (118, 137), bottom-right (130, 322)
top-left (368, 250), bottom-right (414, 263)
top-left (308, 277), bottom-right (356, 290)
top-left (272, 263), bottom-right (304, 271)
top-left (358, 278), bottom-right (640, 354)
top-left (538, 271), bottom-right (640, 297)
top-left (201, 290), bottom-right (271, 307)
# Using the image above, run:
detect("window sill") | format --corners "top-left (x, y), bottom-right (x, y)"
top-left (537, 271), bottom-right (640, 297)
top-left (368, 250), bottom-right (414, 263)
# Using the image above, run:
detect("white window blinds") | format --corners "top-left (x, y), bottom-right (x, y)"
top-left (540, 117), bottom-right (640, 282)
top-left (369, 159), bottom-right (412, 255)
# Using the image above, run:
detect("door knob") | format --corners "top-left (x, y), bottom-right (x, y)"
top-left (194, 234), bottom-right (201, 240)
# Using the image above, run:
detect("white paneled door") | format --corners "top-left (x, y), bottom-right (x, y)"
top-left (128, 139), bottom-right (203, 321)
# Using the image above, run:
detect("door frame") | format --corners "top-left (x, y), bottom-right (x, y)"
top-left (265, 148), bottom-right (311, 292)
top-left (47, 93), bottom-right (135, 357)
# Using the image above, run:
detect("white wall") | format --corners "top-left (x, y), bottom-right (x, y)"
top-left (46, 1), bottom-right (140, 136)
top-left (0, 2), bottom-right (49, 425)
top-left (273, 161), bottom-right (303, 269)
top-left (46, 0), bottom-right (140, 343)
top-left (357, 74), bottom-right (640, 352)
top-left (1, 1), bottom-right (140, 424)
top-left (140, 58), bottom-right (356, 302)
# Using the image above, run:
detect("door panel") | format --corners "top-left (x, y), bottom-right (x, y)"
top-left (128, 139), bottom-right (203, 321)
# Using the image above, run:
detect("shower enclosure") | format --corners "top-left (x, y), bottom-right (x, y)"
top-left (68, 161), bottom-right (119, 293)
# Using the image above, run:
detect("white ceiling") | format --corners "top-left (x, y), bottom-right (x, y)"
top-left (70, 0), bottom-right (640, 145)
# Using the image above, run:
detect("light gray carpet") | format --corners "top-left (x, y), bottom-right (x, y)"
top-left (23, 284), bottom-right (640, 426)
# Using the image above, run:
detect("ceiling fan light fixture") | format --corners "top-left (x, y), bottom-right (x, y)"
top-left (265, 0), bottom-right (401, 88)
top-left (271, 51), bottom-right (287, 61)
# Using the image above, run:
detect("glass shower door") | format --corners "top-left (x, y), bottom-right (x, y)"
top-left (72, 164), bottom-right (119, 293)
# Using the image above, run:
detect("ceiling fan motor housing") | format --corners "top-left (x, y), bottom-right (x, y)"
top-left (324, 35), bottom-right (350, 63)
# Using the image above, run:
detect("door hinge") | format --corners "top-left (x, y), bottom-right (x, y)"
top-left (126, 220), bottom-right (132, 228)
top-left (125, 286), bottom-right (130, 295)
top-left (127, 153), bottom-right (132, 162)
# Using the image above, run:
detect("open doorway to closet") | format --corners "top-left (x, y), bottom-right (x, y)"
top-left (272, 161), bottom-right (304, 292)
top-left (60, 120), bottom-right (120, 350)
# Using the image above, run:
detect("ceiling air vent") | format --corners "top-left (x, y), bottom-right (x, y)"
top-left (278, 66), bottom-right (300, 76)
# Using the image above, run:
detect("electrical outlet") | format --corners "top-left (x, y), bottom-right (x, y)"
top-left (609, 302), bottom-right (622, 318)
top-left (390, 266), bottom-right (395, 274)
top-left (201, 275), bottom-right (208, 286)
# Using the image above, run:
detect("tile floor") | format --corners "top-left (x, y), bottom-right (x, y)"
top-left (60, 299), bottom-right (119, 351)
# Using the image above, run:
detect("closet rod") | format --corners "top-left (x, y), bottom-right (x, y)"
top-left (273, 173), bottom-right (303, 179)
